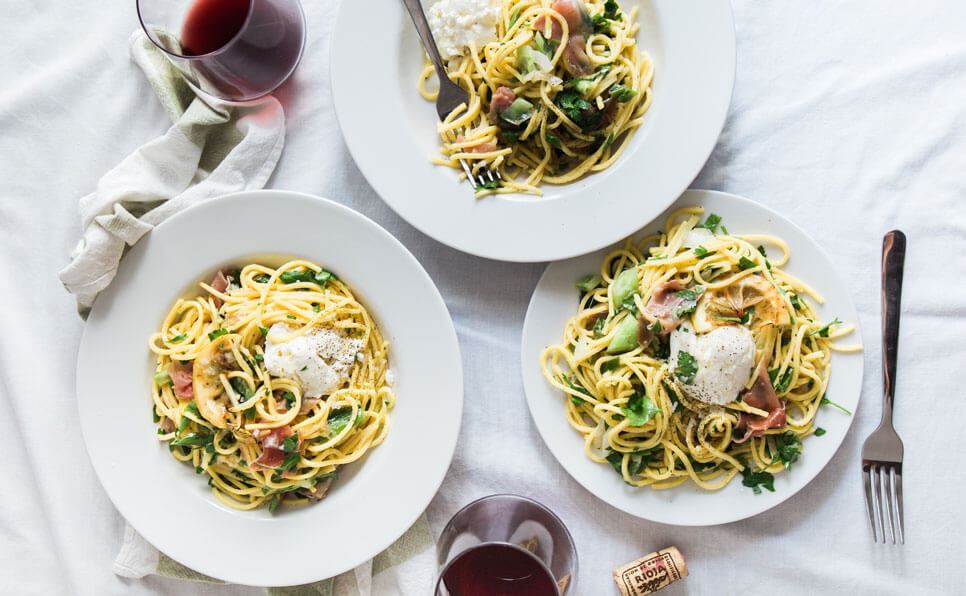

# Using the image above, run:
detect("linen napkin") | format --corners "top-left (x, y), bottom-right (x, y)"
top-left (61, 31), bottom-right (437, 595)
top-left (58, 30), bottom-right (285, 314)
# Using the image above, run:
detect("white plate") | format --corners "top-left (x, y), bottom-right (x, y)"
top-left (330, 0), bottom-right (735, 262)
top-left (77, 191), bottom-right (463, 586)
top-left (520, 190), bottom-right (864, 526)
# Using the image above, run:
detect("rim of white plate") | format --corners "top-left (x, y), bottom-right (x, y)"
top-left (330, 0), bottom-right (736, 262)
top-left (520, 189), bottom-right (865, 526)
top-left (76, 190), bottom-right (463, 585)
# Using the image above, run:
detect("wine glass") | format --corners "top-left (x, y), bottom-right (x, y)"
top-left (435, 494), bottom-right (578, 596)
top-left (136, 0), bottom-right (305, 101)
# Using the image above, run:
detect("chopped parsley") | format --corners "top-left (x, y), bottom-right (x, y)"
top-left (739, 464), bottom-right (775, 494)
top-left (167, 334), bottom-right (186, 343)
top-left (807, 318), bottom-right (843, 338)
top-left (757, 245), bottom-right (768, 258)
top-left (286, 314), bottom-right (297, 320)
top-left (648, 320), bottom-right (662, 334)
top-left (254, 274), bottom-right (271, 283)
top-left (268, 494), bottom-right (279, 513)
top-left (605, 448), bottom-right (653, 479)
top-left (259, 326), bottom-right (269, 336)
top-left (229, 377), bottom-right (254, 402)
top-left (281, 392), bottom-right (296, 408)
top-left (555, 90), bottom-right (602, 130)
top-left (602, 0), bottom-right (621, 20)
top-left (621, 389), bottom-right (661, 426)
top-left (814, 427), bottom-right (827, 436)
top-left (674, 286), bottom-right (705, 316)
top-left (170, 431), bottom-right (213, 449)
top-left (500, 130), bottom-right (522, 144)
top-left (600, 358), bottom-right (621, 373)
top-left (508, 6), bottom-right (521, 30)
top-left (279, 269), bottom-right (333, 286)
top-left (545, 133), bottom-right (562, 149)
top-left (327, 406), bottom-right (363, 435)
top-left (675, 351), bottom-right (698, 384)
top-left (312, 303), bottom-right (321, 313)
top-left (789, 294), bottom-right (803, 311)
top-left (694, 246), bottom-right (709, 257)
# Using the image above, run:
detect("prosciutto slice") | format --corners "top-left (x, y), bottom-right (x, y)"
top-left (642, 280), bottom-right (688, 334)
top-left (734, 359), bottom-right (786, 441)
top-left (167, 361), bottom-right (194, 400)
top-left (209, 269), bottom-right (229, 308)
top-left (534, 0), bottom-right (593, 41)
top-left (489, 86), bottom-right (516, 122)
top-left (251, 426), bottom-right (295, 471)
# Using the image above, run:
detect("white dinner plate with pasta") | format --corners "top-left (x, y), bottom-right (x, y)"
top-left (76, 191), bottom-right (463, 585)
top-left (330, 0), bottom-right (735, 261)
top-left (520, 190), bottom-right (864, 525)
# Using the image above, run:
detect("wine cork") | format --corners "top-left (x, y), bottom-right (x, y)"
top-left (613, 546), bottom-right (688, 596)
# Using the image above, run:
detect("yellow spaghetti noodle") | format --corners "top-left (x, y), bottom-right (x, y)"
top-left (419, 0), bottom-right (653, 196)
top-left (148, 260), bottom-right (393, 511)
top-left (540, 208), bottom-right (860, 492)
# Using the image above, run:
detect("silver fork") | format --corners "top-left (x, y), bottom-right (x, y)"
top-left (401, 0), bottom-right (502, 190)
top-left (862, 230), bottom-right (906, 544)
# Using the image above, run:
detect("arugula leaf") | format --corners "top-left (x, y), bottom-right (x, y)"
top-left (757, 245), bottom-right (768, 258)
top-left (508, 6), bottom-right (521, 29)
top-left (167, 334), bottom-right (187, 343)
top-left (696, 213), bottom-right (721, 233)
top-left (721, 225), bottom-right (729, 235)
top-left (674, 286), bottom-right (705, 316)
top-left (154, 372), bottom-right (172, 386)
top-left (259, 326), bottom-right (269, 336)
top-left (280, 269), bottom-right (333, 286)
top-left (281, 391), bottom-right (296, 408)
top-left (254, 274), bottom-right (271, 283)
top-left (559, 374), bottom-right (593, 405)
top-left (773, 431), bottom-right (802, 471)
top-left (327, 407), bottom-right (356, 435)
top-left (738, 256), bottom-right (757, 270)
top-left (675, 351), bottom-right (698, 384)
top-left (592, 14), bottom-right (611, 34)
top-left (229, 377), bottom-right (254, 403)
top-left (740, 466), bottom-right (775, 494)
top-left (475, 179), bottom-right (502, 192)
top-left (603, 0), bottom-right (621, 19)
top-left (170, 431), bottom-right (213, 448)
top-left (312, 303), bottom-right (321, 313)
top-left (608, 84), bottom-right (637, 102)
top-left (184, 400), bottom-right (200, 419)
top-left (789, 294), bottom-right (803, 311)
top-left (820, 394), bottom-right (852, 415)
top-left (814, 427), bottom-right (827, 436)
top-left (648, 320), bottom-right (662, 334)
top-left (605, 448), bottom-right (653, 478)
top-left (694, 246), bottom-right (709, 257)
top-left (592, 317), bottom-right (606, 338)
top-left (621, 390), bottom-right (661, 426)
top-left (555, 90), bottom-right (602, 130)
top-left (207, 329), bottom-right (234, 341)
top-left (600, 358), bottom-right (621, 373)
top-left (768, 368), bottom-right (794, 393)
top-left (268, 494), bottom-right (280, 513)
top-left (152, 408), bottom-right (160, 423)
top-left (499, 130), bottom-right (522, 144)
top-left (545, 133), bottom-right (562, 149)
top-left (281, 432), bottom-right (300, 453)
top-left (807, 318), bottom-right (843, 338)
top-left (663, 382), bottom-right (681, 408)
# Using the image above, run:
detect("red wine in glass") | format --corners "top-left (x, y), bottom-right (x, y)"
top-left (137, 0), bottom-right (306, 101)
top-left (440, 543), bottom-right (558, 596)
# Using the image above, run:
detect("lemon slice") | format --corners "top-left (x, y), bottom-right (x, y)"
top-left (692, 274), bottom-right (790, 333)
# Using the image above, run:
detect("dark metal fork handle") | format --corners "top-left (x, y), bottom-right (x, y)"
top-left (401, 0), bottom-right (449, 82)
top-left (881, 230), bottom-right (905, 420)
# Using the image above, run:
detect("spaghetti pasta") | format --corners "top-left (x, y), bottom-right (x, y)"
top-left (540, 208), bottom-right (860, 492)
top-left (148, 260), bottom-right (393, 511)
top-left (420, 0), bottom-right (653, 196)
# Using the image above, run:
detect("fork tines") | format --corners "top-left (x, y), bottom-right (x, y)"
top-left (458, 159), bottom-right (502, 191)
top-left (862, 461), bottom-right (904, 544)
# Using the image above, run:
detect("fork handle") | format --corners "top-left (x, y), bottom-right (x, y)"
top-left (401, 0), bottom-right (450, 82)
top-left (881, 230), bottom-right (906, 420)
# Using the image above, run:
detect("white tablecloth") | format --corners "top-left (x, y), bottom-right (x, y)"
top-left (2, 1), bottom-right (964, 594)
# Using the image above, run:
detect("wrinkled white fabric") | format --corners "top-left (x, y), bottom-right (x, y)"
top-left (2, 0), bottom-right (965, 594)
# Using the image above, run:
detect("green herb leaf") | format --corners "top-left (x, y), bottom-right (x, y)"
top-left (673, 286), bottom-right (704, 317)
top-left (207, 329), bottom-right (234, 341)
top-left (327, 406), bottom-right (356, 435)
top-left (738, 256), bottom-right (757, 270)
top-left (675, 351), bottom-right (698, 384)
top-left (600, 358), bottom-right (621, 373)
top-left (229, 377), bottom-right (254, 402)
top-left (696, 213), bottom-right (722, 233)
top-left (807, 318), bottom-right (843, 338)
top-left (789, 294), bottom-right (803, 311)
top-left (287, 314), bottom-right (297, 320)
top-left (740, 466), bottom-right (775, 494)
top-left (282, 391), bottom-right (296, 408)
top-left (281, 432), bottom-right (300, 453)
top-left (814, 427), bottom-right (827, 436)
top-left (170, 431), bottom-right (213, 448)
top-left (268, 494), bottom-right (279, 513)
top-left (694, 246), bottom-right (709, 258)
top-left (592, 317), bottom-right (606, 338)
top-left (499, 130), bottom-right (522, 144)
top-left (757, 245), bottom-right (768, 258)
top-left (508, 6), bottom-right (521, 29)
top-left (773, 431), bottom-right (802, 471)
top-left (768, 368), bottom-right (794, 393)
top-left (254, 274), bottom-right (271, 283)
top-left (154, 372), bottom-right (172, 386)
top-left (559, 374), bottom-right (593, 406)
top-left (602, 0), bottom-right (621, 20)
top-left (820, 394), bottom-right (852, 415)
top-left (259, 326), bottom-right (269, 336)
top-left (545, 133), bottom-right (562, 149)
top-left (168, 334), bottom-right (187, 343)
top-left (648, 320), bottom-right (662, 334)
top-left (621, 390), bottom-right (661, 426)
top-left (475, 179), bottom-right (502, 192)
top-left (608, 84), bottom-right (637, 102)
